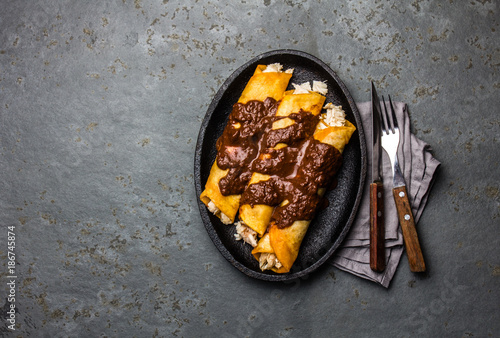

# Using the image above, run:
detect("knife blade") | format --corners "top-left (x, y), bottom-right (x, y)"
top-left (370, 82), bottom-right (386, 272)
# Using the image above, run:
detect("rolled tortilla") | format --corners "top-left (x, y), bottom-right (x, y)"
top-left (238, 172), bottom-right (275, 235)
top-left (251, 106), bottom-right (356, 273)
top-left (200, 64), bottom-right (293, 224)
top-left (252, 221), bottom-right (310, 273)
top-left (239, 89), bottom-right (326, 235)
top-left (238, 64), bottom-right (293, 104)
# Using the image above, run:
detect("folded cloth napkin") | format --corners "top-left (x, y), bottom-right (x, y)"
top-left (330, 101), bottom-right (440, 288)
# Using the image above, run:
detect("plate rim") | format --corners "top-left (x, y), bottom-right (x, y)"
top-left (194, 49), bottom-right (367, 281)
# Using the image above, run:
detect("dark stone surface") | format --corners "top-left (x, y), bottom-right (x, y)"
top-left (0, 1), bottom-right (498, 336)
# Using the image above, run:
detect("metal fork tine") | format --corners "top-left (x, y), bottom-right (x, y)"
top-left (382, 95), bottom-right (395, 134)
top-left (379, 96), bottom-right (389, 134)
top-left (388, 95), bottom-right (398, 129)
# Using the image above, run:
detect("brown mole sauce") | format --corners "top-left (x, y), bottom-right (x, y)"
top-left (216, 98), bottom-right (279, 195)
top-left (217, 97), bottom-right (342, 229)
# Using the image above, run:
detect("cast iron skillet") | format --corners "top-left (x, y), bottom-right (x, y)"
top-left (194, 50), bottom-right (366, 281)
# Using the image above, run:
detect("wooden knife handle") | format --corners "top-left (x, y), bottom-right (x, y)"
top-left (393, 186), bottom-right (426, 272)
top-left (370, 182), bottom-right (385, 272)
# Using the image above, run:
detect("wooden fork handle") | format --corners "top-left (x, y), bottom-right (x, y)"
top-left (393, 186), bottom-right (426, 272)
top-left (370, 182), bottom-right (385, 272)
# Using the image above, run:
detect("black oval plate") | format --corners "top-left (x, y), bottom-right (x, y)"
top-left (194, 50), bottom-right (367, 281)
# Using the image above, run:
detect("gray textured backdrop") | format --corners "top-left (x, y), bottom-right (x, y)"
top-left (1, 0), bottom-right (499, 337)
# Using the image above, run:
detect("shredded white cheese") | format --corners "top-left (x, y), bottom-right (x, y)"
top-left (318, 102), bottom-right (346, 129)
top-left (292, 80), bottom-right (328, 95)
top-left (312, 81), bottom-right (328, 95)
top-left (292, 82), bottom-right (312, 94)
top-left (262, 63), bottom-right (293, 74)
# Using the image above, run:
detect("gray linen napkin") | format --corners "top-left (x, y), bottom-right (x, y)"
top-left (330, 101), bottom-right (440, 288)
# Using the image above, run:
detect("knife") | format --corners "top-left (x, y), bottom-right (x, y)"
top-left (370, 82), bottom-right (386, 272)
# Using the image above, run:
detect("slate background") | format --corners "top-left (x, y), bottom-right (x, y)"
top-left (0, 1), bottom-right (499, 337)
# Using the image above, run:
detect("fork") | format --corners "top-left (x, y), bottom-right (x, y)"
top-left (380, 96), bottom-right (426, 272)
